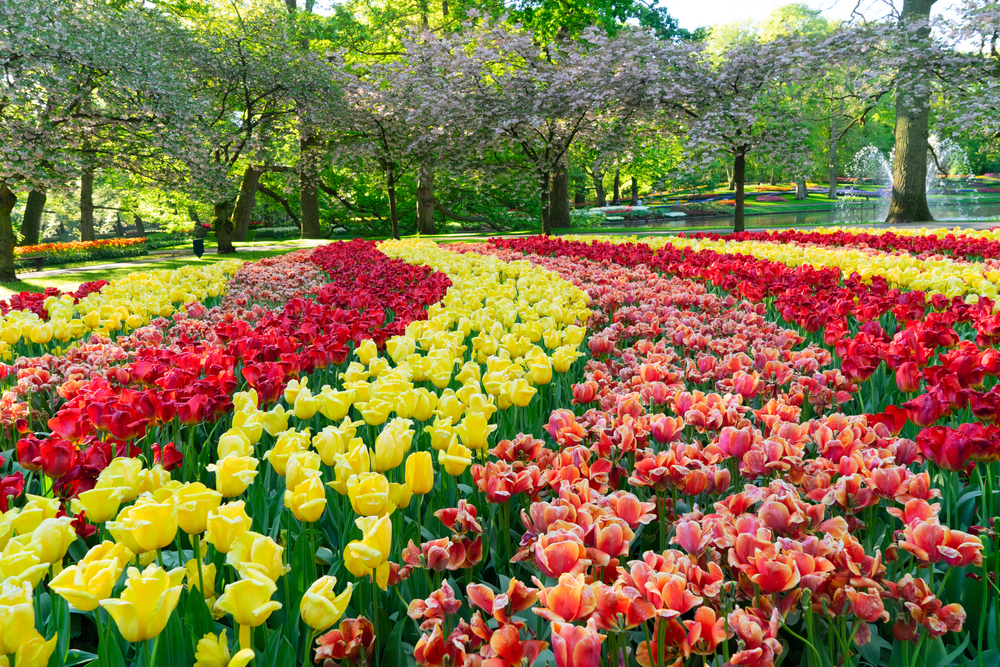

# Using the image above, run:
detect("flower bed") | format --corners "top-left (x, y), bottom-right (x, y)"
top-left (15, 237), bottom-right (148, 267)
top-left (754, 194), bottom-right (787, 202)
top-left (0, 233), bottom-right (996, 667)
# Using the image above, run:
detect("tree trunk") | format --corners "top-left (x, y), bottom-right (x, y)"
top-left (299, 134), bottom-right (322, 239)
top-left (214, 201), bottom-right (237, 254)
top-left (80, 169), bottom-right (95, 242)
top-left (630, 177), bottom-right (638, 206)
top-left (0, 184), bottom-right (17, 281)
top-left (795, 177), bottom-right (807, 200)
top-left (612, 169), bottom-right (621, 204)
top-left (734, 152), bottom-right (747, 233)
top-left (886, 0), bottom-right (937, 224)
top-left (540, 172), bottom-right (552, 235)
top-left (230, 165), bottom-right (262, 242)
top-left (828, 108), bottom-right (839, 200)
top-left (416, 164), bottom-right (436, 234)
top-left (726, 167), bottom-right (735, 191)
top-left (549, 166), bottom-right (570, 231)
top-left (574, 186), bottom-right (585, 206)
top-left (593, 167), bottom-right (606, 207)
top-left (134, 213), bottom-right (145, 236)
top-left (114, 212), bottom-right (125, 236)
top-left (20, 189), bottom-right (45, 246)
top-left (769, 168), bottom-right (777, 186)
top-left (386, 165), bottom-right (400, 240)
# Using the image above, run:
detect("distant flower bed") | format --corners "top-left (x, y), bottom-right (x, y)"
top-left (754, 185), bottom-right (792, 192)
top-left (719, 199), bottom-right (737, 205)
top-left (978, 187), bottom-right (1000, 193)
top-left (755, 194), bottom-right (787, 202)
top-left (15, 238), bottom-right (147, 267)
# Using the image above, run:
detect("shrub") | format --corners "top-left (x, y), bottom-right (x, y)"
top-left (15, 238), bottom-right (148, 268)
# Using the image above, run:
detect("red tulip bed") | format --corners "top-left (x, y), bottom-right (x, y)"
top-left (0, 233), bottom-right (996, 667)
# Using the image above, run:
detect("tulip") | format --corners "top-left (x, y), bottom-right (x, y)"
top-left (194, 630), bottom-right (255, 667)
top-left (426, 417), bottom-right (458, 452)
top-left (263, 428), bottom-right (309, 476)
top-left (552, 345), bottom-right (584, 373)
top-left (896, 361), bottom-right (923, 393)
top-left (100, 565), bottom-right (184, 643)
top-left (456, 411), bottom-right (497, 451)
top-left (285, 450), bottom-right (322, 491)
top-left (137, 464), bottom-right (173, 495)
top-left (185, 558), bottom-right (217, 601)
top-left (38, 439), bottom-right (75, 477)
top-left (215, 569), bottom-right (282, 650)
top-left (8, 630), bottom-right (58, 667)
top-left (318, 387), bottom-right (355, 422)
top-left (411, 388), bottom-right (438, 422)
top-left (205, 501), bottom-right (253, 554)
top-left (0, 544), bottom-right (49, 587)
top-left (347, 472), bottom-right (390, 517)
top-left (207, 456), bottom-right (259, 498)
top-left (314, 618), bottom-right (376, 666)
top-left (176, 482), bottom-right (223, 535)
top-left (49, 541), bottom-right (131, 611)
top-left (550, 618), bottom-right (604, 667)
top-left (684, 607), bottom-right (729, 655)
top-left (107, 493), bottom-right (178, 553)
top-left (29, 323), bottom-right (53, 344)
top-left (528, 354), bottom-right (553, 385)
top-left (355, 339), bottom-right (378, 365)
top-left (534, 573), bottom-right (597, 623)
top-left (294, 388), bottom-right (319, 420)
top-left (71, 486), bottom-right (126, 524)
top-left (233, 390), bottom-right (259, 413)
top-left (232, 411), bottom-right (264, 445)
top-left (96, 457), bottom-right (143, 501)
top-left (405, 452), bottom-right (434, 495)
top-left (218, 429), bottom-right (253, 458)
top-left (344, 515), bottom-right (392, 577)
top-left (227, 531), bottom-right (290, 582)
top-left (372, 418), bottom-right (413, 472)
top-left (9, 495), bottom-right (60, 535)
top-left (536, 528), bottom-right (591, 579)
top-left (313, 426), bottom-right (350, 466)
top-left (438, 442), bottom-right (472, 477)
top-left (285, 472), bottom-right (328, 523)
top-left (0, 579), bottom-right (36, 654)
top-left (388, 482), bottom-right (412, 510)
top-left (262, 405), bottom-right (290, 437)
top-left (329, 441), bottom-right (371, 495)
top-left (300, 576), bottom-right (353, 632)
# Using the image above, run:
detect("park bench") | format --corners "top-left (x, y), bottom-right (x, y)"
top-left (19, 252), bottom-right (49, 271)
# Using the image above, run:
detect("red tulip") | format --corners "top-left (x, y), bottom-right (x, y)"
top-left (39, 439), bottom-right (76, 478)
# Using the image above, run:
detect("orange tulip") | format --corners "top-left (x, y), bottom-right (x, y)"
top-left (535, 526), bottom-right (591, 579)
top-left (684, 607), bottom-right (729, 655)
top-left (532, 573), bottom-right (596, 623)
top-left (550, 618), bottom-right (604, 667)
top-left (591, 582), bottom-right (656, 632)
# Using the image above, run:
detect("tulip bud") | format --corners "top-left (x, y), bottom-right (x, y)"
top-left (301, 576), bottom-right (353, 632)
top-left (176, 483), bottom-right (223, 535)
top-left (405, 452), bottom-right (434, 495)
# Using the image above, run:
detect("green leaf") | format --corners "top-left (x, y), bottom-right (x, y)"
top-left (150, 609), bottom-right (193, 667)
top-left (94, 617), bottom-right (126, 667)
top-left (929, 633), bottom-right (971, 667)
top-left (47, 592), bottom-right (71, 667)
top-left (65, 650), bottom-right (97, 667)
top-left (385, 620), bottom-right (406, 667)
top-left (184, 586), bottom-right (214, 639)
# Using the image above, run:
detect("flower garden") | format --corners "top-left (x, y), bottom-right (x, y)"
top-left (0, 229), bottom-right (998, 667)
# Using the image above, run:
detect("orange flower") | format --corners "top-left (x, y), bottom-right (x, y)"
top-left (898, 523), bottom-right (983, 566)
top-left (484, 623), bottom-right (547, 667)
top-left (590, 582), bottom-right (655, 632)
top-left (587, 515), bottom-right (633, 565)
top-left (550, 618), bottom-right (605, 667)
top-left (532, 573), bottom-right (597, 623)
top-left (684, 607), bottom-right (729, 655)
top-left (535, 525), bottom-right (591, 579)
top-left (746, 550), bottom-right (801, 594)
top-left (846, 587), bottom-right (889, 623)
top-left (467, 580), bottom-right (538, 625)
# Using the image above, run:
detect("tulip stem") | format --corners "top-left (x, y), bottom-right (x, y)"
top-left (240, 624), bottom-right (253, 653)
top-left (194, 535), bottom-right (206, 599)
top-left (302, 629), bottom-right (316, 666)
top-left (156, 548), bottom-right (164, 569)
top-left (144, 638), bottom-right (153, 667)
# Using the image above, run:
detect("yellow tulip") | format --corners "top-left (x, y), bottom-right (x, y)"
top-left (71, 486), bottom-right (125, 524)
top-left (226, 532), bottom-right (290, 582)
top-left (385, 336), bottom-right (415, 364)
top-left (206, 456), bottom-right (259, 498)
top-left (232, 411), bottom-right (264, 445)
top-left (176, 483), bottom-right (223, 535)
top-left (404, 452), bottom-right (434, 495)
top-left (285, 450), bottom-right (321, 492)
top-left (107, 493), bottom-right (178, 553)
top-left (371, 418), bottom-right (413, 472)
top-left (300, 576), bottom-right (353, 632)
top-left (7, 495), bottom-right (60, 535)
top-left (205, 501), bottom-right (253, 554)
top-left (388, 482), bottom-right (412, 510)
top-left (435, 390), bottom-right (465, 423)
top-left (0, 579), bottom-right (36, 654)
top-left (358, 399), bottom-right (392, 425)
top-left (137, 464), bottom-right (173, 495)
top-left (99, 565), bottom-right (184, 643)
top-left (355, 339), bottom-right (378, 365)
top-left (214, 568), bottom-right (282, 628)
top-left (340, 362), bottom-right (370, 384)
top-left (411, 388), bottom-right (438, 422)
top-left (263, 428), bottom-right (309, 476)
top-left (293, 388), bottom-right (319, 420)
top-left (528, 354), bottom-right (553, 385)
top-left (552, 345), bottom-right (584, 373)
top-left (507, 378), bottom-right (537, 408)
top-left (344, 515), bottom-right (392, 576)
top-left (284, 377), bottom-right (309, 404)
top-left (218, 429), bottom-right (252, 458)
top-left (284, 473), bottom-right (328, 523)
top-left (262, 405), bottom-right (290, 436)
top-left (185, 559), bottom-right (217, 601)
top-left (49, 541), bottom-right (131, 611)
top-left (194, 630), bottom-right (255, 667)
top-left (329, 440), bottom-right (371, 495)
top-left (438, 442), bottom-right (472, 477)
top-left (0, 545), bottom-right (48, 587)
top-left (346, 473), bottom-right (390, 517)
top-left (233, 389), bottom-right (259, 413)
top-left (312, 425), bottom-right (350, 466)
top-left (29, 323), bottom-right (52, 344)
top-left (6, 630), bottom-right (57, 667)
top-left (95, 458), bottom-right (143, 502)
top-left (317, 386), bottom-right (354, 421)
top-left (426, 416), bottom-right (458, 452)
top-left (455, 411), bottom-right (497, 451)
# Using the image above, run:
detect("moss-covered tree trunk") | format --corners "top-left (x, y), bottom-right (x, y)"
top-left (734, 152), bottom-right (747, 233)
top-left (828, 110), bottom-right (839, 200)
top-left (20, 189), bottom-right (45, 246)
top-left (630, 176), bottom-right (638, 206)
top-left (134, 213), bottom-right (145, 236)
top-left (80, 169), bottom-right (95, 242)
top-left (0, 184), bottom-right (17, 281)
top-left (231, 165), bottom-right (262, 242)
top-left (886, 0), bottom-right (936, 224)
top-left (540, 171), bottom-right (552, 235)
top-left (593, 166), bottom-right (606, 207)
top-left (214, 201), bottom-right (236, 254)
top-left (299, 135), bottom-right (322, 239)
top-left (612, 168), bottom-right (621, 204)
top-left (386, 165), bottom-right (400, 240)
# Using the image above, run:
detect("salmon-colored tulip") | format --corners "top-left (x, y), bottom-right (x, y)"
top-left (550, 618), bottom-right (604, 667)
top-left (533, 573), bottom-right (597, 623)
